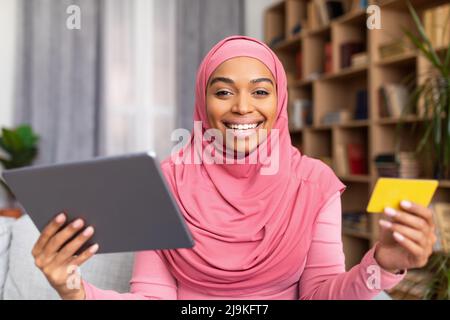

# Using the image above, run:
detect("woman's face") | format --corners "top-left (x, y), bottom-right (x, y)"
top-left (206, 56), bottom-right (277, 155)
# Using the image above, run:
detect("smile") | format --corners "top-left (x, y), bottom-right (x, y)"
top-left (223, 121), bottom-right (264, 130)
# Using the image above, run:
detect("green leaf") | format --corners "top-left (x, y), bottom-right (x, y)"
top-left (406, 1), bottom-right (442, 70)
top-left (16, 125), bottom-right (39, 148)
top-left (1, 128), bottom-right (24, 153)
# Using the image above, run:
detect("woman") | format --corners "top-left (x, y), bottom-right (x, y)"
top-left (32, 35), bottom-right (436, 300)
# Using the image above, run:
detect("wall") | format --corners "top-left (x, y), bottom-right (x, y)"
top-left (0, 0), bottom-right (17, 129)
top-left (244, 0), bottom-right (273, 40)
top-left (0, 0), bottom-right (17, 206)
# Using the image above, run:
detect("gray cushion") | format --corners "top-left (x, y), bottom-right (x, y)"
top-left (3, 214), bottom-right (134, 299)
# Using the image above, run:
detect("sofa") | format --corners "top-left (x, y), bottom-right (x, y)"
top-left (0, 215), bottom-right (392, 300)
top-left (0, 214), bottom-right (134, 299)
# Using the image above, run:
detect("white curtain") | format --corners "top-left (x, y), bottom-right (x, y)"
top-left (100, 0), bottom-right (177, 160)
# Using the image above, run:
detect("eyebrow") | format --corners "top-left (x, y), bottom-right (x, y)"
top-left (208, 76), bottom-right (274, 87)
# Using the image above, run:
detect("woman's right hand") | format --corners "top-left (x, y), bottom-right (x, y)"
top-left (32, 212), bottom-right (99, 300)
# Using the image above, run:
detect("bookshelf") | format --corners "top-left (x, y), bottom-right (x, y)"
top-left (264, 0), bottom-right (450, 278)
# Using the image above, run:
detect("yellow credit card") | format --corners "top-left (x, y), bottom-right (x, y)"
top-left (366, 178), bottom-right (438, 213)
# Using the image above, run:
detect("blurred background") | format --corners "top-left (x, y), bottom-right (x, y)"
top-left (0, 0), bottom-right (449, 299)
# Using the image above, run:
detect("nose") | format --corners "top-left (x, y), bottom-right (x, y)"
top-left (231, 93), bottom-right (255, 115)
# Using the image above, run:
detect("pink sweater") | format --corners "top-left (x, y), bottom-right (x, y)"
top-left (81, 191), bottom-right (405, 300)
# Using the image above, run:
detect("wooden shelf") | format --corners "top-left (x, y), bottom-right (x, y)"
top-left (338, 119), bottom-right (370, 128)
top-left (272, 32), bottom-right (302, 51)
top-left (376, 115), bottom-right (431, 125)
top-left (292, 77), bottom-right (314, 88)
top-left (331, 8), bottom-right (366, 25)
top-left (319, 65), bottom-right (367, 81)
top-left (265, 0), bottom-right (450, 279)
top-left (303, 24), bottom-right (330, 38)
top-left (338, 174), bottom-right (372, 183)
top-left (375, 51), bottom-right (417, 67)
top-left (439, 180), bottom-right (450, 188)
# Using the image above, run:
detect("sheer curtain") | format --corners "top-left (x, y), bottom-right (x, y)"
top-left (100, 0), bottom-right (177, 159)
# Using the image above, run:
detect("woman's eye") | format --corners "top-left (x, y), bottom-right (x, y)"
top-left (254, 90), bottom-right (269, 96)
top-left (215, 91), bottom-right (231, 97)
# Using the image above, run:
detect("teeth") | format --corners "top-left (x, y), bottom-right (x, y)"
top-left (226, 123), bottom-right (259, 130)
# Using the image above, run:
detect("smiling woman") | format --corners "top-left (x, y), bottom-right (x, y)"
top-left (31, 35), bottom-right (436, 301)
top-left (205, 57), bottom-right (277, 155)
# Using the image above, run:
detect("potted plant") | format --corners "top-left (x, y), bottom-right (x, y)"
top-left (393, 1), bottom-right (450, 299)
top-left (398, 1), bottom-right (450, 180)
top-left (0, 124), bottom-right (39, 218)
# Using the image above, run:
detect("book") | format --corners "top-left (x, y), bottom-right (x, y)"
top-left (314, 0), bottom-right (345, 26)
top-left (354, 89), bottom-right (368, 120)
top-left (424, 4), bottom-right (450, 49)
top-left (307, 0), bottom-right (322, 30)
top-left (347, 143), bottom-right (367, 174)
top-left (378, 83), bottom-right (410, 118)
top-left (289, 99), bottom-right (312, 129)
top-left (351, 51), bottom-right (368, 67)
top-left (340, 41), bottom-right (365, 68)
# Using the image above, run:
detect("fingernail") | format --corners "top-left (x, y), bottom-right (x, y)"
top-left (393, 231), bottom-right (405, 242)
top-left (401, 200), bottom-right (412, 208)
top-left (384, 207), bottom-right (397, 217)
top-left (72, 219), bottom-right (83, 228)
top-left (55, 213), bottom-right (66, 223)
top-left (89, 243), bottom-right (99, 253)
top-left (379, 219), bottom-right (392, 229)
top-left (83, 226), bottom-right (94, 237)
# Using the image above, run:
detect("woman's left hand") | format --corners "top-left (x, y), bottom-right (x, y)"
top-left (374, 200), bottom-right (437, 274)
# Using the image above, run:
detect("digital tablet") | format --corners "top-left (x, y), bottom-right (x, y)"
top-left (2, 152), bottom-right (195, 254)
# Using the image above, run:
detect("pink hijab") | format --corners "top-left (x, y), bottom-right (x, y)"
top-left (157, 35), bottom-right (346, 296)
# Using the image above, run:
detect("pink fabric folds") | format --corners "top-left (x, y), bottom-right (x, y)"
top-left (156, 35), bottom-right (346, 296)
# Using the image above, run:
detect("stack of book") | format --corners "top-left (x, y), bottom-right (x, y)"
top-left (423, 3), bottom-right (450, 49)
top-left (378, 37), bottom-right (414, 60)
top-left (378, 83), bottom-right (411, 118)
top-left (321, 110), bottom-right (351, 125)
top-left (342, 211), bottom-right (369, 233)
top-left (374, 152), bottom-right (420, 178)
top-left (374, 153), bottom-right (398, 177)
top-left (397, 152), bottom-right (420, 178)
top-left (351, 52), bottom-right (368, 67)
top-left (340, 41), bottom-right (365, 68)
